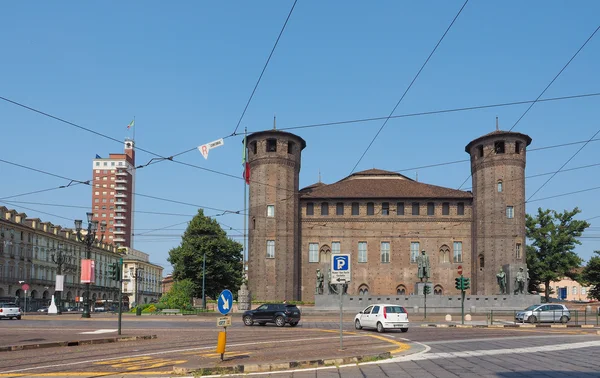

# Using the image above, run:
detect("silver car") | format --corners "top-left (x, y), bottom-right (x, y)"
top-left (515, 304), bottom-right (570, 324)
top-left (0, 303), bottom-right (22, 320)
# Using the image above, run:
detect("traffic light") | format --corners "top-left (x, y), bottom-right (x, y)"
top-left (455, 277), bottom-right (462, 290)
top-left (423, 285), bottom-right (431, 295)
top-left (463, 277), bottom-right (470, 290)
top-left (108, 262), bottom-right (120, 281)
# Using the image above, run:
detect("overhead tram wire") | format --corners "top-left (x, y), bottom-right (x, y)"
top-left (230, 0), bottom-right (298, 136)
top-left (455, 23), bottom-right (600, 192)
top-left (350, 0), bottom-right (469, 174)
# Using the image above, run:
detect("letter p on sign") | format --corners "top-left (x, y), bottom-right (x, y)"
top-left (331, 254), bottom-right (351, 282)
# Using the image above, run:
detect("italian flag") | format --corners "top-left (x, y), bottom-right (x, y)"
top-left (127, 120), bottom-right (135, 129)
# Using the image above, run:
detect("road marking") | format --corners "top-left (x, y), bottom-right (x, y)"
top-left (364, 333), bottom-right (410, 354)
top-left (0, 372), bottom-right (173, 377)
top-left (0, 334), bottom-right (371, 374)
top-left (424, 333), bottom-right (594, 345)
top-left (78, 329), bottom-right (118, 334)
top-left (198, 351), bottom-right (251, 359)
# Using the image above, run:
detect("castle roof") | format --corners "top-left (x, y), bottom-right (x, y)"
top-left (465, 129), bottom-right (532, 152)
top-left (300, 169), bottom-right (472, 200)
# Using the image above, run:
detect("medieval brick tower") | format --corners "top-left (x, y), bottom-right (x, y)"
top-left (246, 130), bottom-right (306, 301)
top-left (466, 129), bottom-right (532, 295)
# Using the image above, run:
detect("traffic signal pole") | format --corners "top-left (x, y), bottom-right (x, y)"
top-left (461, 274), bottom-right (465, 325)
top-left (117, 258), bottom-right (123, 335)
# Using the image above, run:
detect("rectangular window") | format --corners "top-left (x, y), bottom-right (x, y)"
top-left (442, 202), bottom-right (450, 215)
top-left (308, 243), bottom-right (319, 262)
top-left (582, 287), bottom-right (586, 295)
top-left (478, 145), bottom-right (484, 157)
top-left (453, 241), bottom-right (463, 263)
top-left (321, 202), bottom-right (329, 216)
top-left (382, 202), bottom-right (389, 216)
top-left (457, 202), bottom-right (465, 215)
top-left (515, 141), bottom-right (522, 154)
top-left (367, 202), bottom-right (374, 215)
top-left (410, 242), bottom-right (420, 263)
top-left (412, 202), bottom-right (420, 215)
top-left (332, 242), bottom-right (340, 254)
top-left (266, 139), bottom-right (277, 152)
top-left (506, 206), bottom-right (514, 219)
top-left (266, 240), bottom-right (275, 258)
top-left (516, 243), bottom-right (522, 259)
top-left (95, 191), bottom-right (99, 195)
top-left (352, 202), bottom-right (359, 216)
top-left (427, 202), bottom-right (435, 216)
top-left (572, 286), bottom-right (577, 295)
top-left (358, 242), bottom-right (367, 263)
top-left (267, 205), bottom-right (275, 217)
top-left (397, 202), bottom-right (404, 215)
top-left (287, 141), bottom-right (295, 154)
top-left (380, 242), bottom-right (390, 263)
top-left (306, 202), bottom-right (314, 216)
top-left (336, 202), bottom-right (344, 216)
top-left (95, 163), bottom-right (100, 167)
top-left (498, 181), bottom-right (503, 192)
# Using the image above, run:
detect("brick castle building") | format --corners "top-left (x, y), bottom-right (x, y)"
top-left (246, 129), bottom-right (531, 302)
top-left (91, 139), bottom-right (135, 248)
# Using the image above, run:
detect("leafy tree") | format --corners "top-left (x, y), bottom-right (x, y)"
top-left (582, 251), bottom-right (600, 301)
top-left (158, 279), bottom-right (196, 310)
top-left (526, 207), bottom-right (589, 302)
top-left (168, 209), bottom-right (243, 300)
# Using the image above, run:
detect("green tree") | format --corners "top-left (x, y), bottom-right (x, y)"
top-left (582, 251), bottom-right (600, 301)
top-left (167, 209), bottom-right (243, 300)
top-left (526, 207), bottom-right (589, 302)
top-left (158, 279), bottom-right (196, 310)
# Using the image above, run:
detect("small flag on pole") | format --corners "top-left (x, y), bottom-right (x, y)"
top-left (127, 120), bottom-right (135, 129)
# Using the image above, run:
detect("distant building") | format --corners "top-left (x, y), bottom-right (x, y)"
top-left (0, 206), bottom-right (121, 310)
top-left (162, 274), bottom-right (174, 294)
top-left (246, 128), bottom-right (532, 302)
top-left (91, 139), bottom-right (135, 248)
top-left (540, 272), bottom-right (592, 302)
top-left (118, 247), bottom-right (163, 307)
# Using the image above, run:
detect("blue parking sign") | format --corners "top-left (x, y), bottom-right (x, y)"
top-left (331, 254), bottom-right (351, 282)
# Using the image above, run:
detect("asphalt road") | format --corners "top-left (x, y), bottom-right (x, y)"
top-left (0, 315), bottom-right (599, 377)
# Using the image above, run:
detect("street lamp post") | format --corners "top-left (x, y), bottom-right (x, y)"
top-left (134, 267), bottom-right (144, 312)
top-left (74, 212), bottom-right (104, 319)
top-left (51, 242), bottom-right (74, 315)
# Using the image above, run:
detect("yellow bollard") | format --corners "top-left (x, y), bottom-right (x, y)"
top-left (216, 330), bottom-right (227, 360)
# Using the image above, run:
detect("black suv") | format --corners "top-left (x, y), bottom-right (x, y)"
top-left (242, 303), bottom-right (301, 327)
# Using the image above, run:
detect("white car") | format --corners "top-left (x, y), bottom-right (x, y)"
top-left (0, 303), bottom-right (22, 320)
top-left (354, 303), bottom-right (408, 333)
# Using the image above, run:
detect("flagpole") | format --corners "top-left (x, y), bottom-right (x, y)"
top-left (243, 127), bottom-right (248, 282)
top-left (133, 116), bottom-right (136, 142)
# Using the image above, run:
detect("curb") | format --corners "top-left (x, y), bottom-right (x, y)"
top-left (0, 335), bottom-right (156, 353)
top-left (172, 352), bottom-right (391, 375)
top-left (420, 324), bottom-right (599, 328)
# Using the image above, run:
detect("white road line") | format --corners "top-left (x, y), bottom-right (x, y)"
top-left (423, 334), bottom-right (592, 345)
top-left (78, 329), bottom-right (118, 334)
top-left (0, 334), bottom-right (370, 374)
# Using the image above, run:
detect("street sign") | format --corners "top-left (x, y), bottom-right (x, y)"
top-left (22, 284), bottom-right (30, 291)
top-left (457, 265), bottom-right (463, 275)
top-left (331, 254), bottom-right (351, 283)
top-left (217, 316), bottom-right (232, 327)
top-left (217, 289), bottom-right (233, 315)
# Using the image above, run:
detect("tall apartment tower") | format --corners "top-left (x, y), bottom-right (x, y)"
top-left (466, 129), bottom-right (531, 295)
top-left (246, 130), bottom-right (306, 301)
top-left (91, 139), bottom-right (136, 248)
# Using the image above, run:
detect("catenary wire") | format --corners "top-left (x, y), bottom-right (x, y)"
top-left (350, 0), bottom-right (469, 174)
top-left (231, 0), bottom-right (299, 136)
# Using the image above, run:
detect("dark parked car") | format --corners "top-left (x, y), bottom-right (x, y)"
top-left (242, 303), bottom-right (301, 327)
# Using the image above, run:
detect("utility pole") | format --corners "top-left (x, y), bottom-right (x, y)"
top-left (202, 251), bottom-right (206, 310)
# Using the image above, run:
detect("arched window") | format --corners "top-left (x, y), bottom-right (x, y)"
top-left (497, 180), bottom-right (503, 192)
top-left (479, 254), bottom-right (485, 269)
top-left (439, 245), bottom-right (450, 263)
top-left (434, 285), bottom-right (443, 295)
top-left (358, 284), bottom-right (369, 296)
top-left (396, 285), bottom-right (406, 295)
top-left (320, 244), bottom-right (331, 261)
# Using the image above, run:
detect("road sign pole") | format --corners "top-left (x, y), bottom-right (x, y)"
top-left (118, 257), bottom-right (123, 335)
top-left (339, 282), bottom-right (343, 350)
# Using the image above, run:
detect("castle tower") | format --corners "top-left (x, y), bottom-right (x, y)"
top-left (465, 129), bottom-right (531, 295)
top-left (246, 130), bottom-right (306, 301)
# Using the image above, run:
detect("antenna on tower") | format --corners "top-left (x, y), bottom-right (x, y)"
top-left (273, 114), bottom-right (277, 130)
top-left (416, 171), bottom-right (419, 182)
top-left (318, 169), bottom-right (322, 183)
top-left (496, 116), bottom-right (499, 131)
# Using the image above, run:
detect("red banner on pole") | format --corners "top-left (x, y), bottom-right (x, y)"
top-left (80, 259), bottom-right (95, 284)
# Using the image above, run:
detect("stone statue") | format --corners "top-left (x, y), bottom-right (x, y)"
top-left (416, 250), bottom-right (431, 282)
top-left (496, 268), bottom-right (506, 294)
top-left (315, 269), bottom-right (324, 295)
top-left (514, 267), bottom-right (526, 295)
top-left (327, 268), bottom-right (337, 294)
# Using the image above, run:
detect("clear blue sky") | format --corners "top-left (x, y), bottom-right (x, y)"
top-left (1, 1), bottom-right (599, 274)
